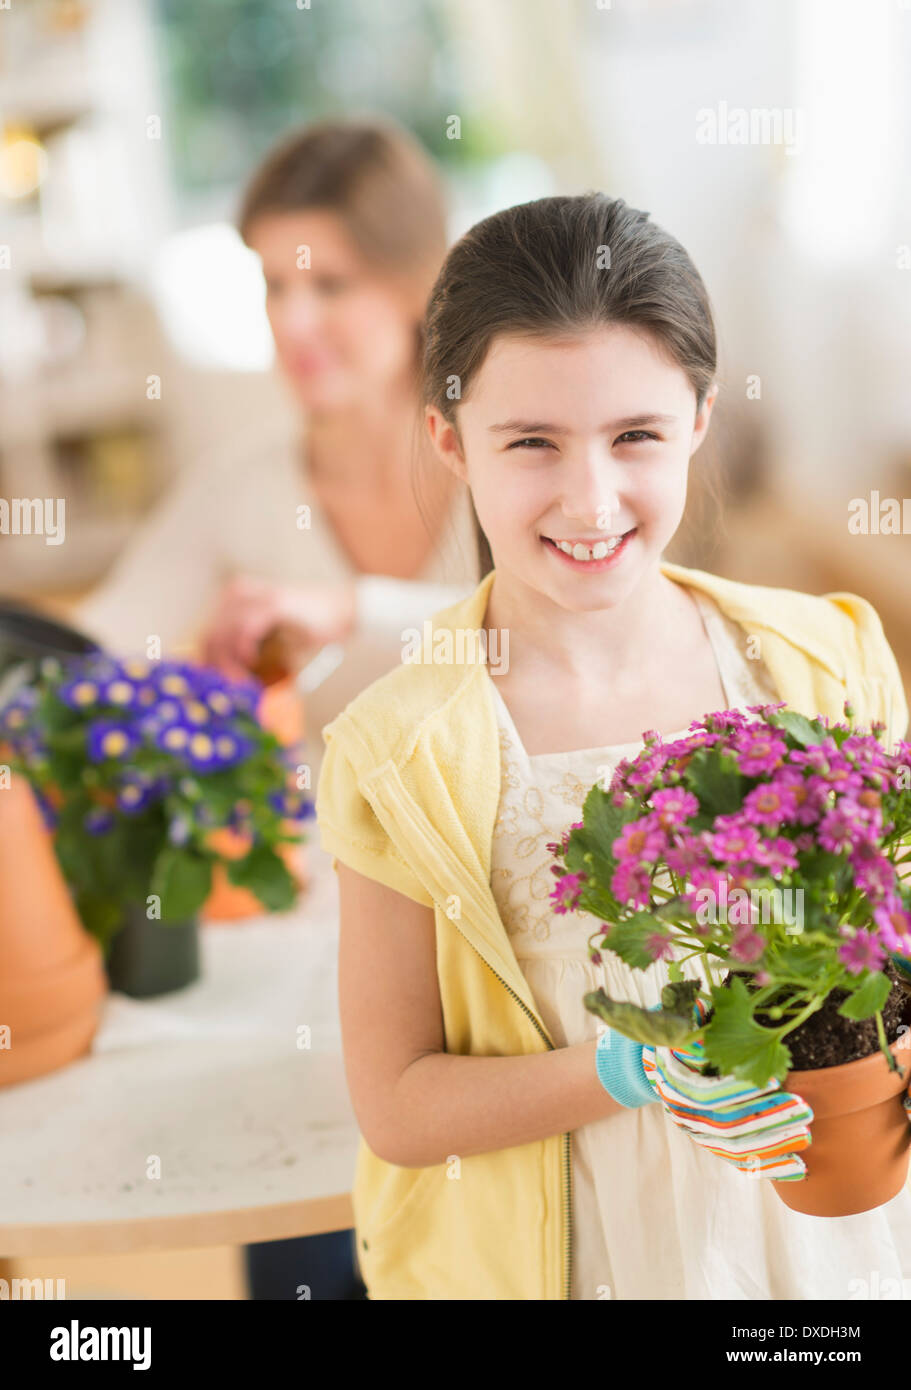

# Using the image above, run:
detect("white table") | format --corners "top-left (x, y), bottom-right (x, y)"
top-left (0, 844), bottom-right (359, 1256)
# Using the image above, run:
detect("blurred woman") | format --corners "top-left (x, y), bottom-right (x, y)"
top-left (77, 116), bottom-right (480, 791)
top-left (76, 116), bottom-right (480, 1300)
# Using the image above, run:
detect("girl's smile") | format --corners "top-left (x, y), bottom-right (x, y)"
top-left (541, 527), bottom-right (638, 570)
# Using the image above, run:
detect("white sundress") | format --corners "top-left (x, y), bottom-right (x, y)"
top-left (487, 588), bottom-right (911, 1300)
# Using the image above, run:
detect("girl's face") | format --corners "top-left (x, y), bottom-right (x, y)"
top-left (246, 209), bottom-right (419, 409)
top-left (427, 324), bottom-right (716, 611)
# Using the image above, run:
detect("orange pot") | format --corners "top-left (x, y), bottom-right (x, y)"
top-left (775, 1032), bottom-right (911, 1217)
top-left (0, 774), bottom-right (108, 1088)
top-left (202, 675), bottom-right (310, 923)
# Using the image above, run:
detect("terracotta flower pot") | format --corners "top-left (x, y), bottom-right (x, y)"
top-left (774, 1032), bottom-right (911, 1217)
top-left (202, 675), bottom-right (309, 923)
top-left (0, 775), bottom-right (108, 1088)
top-left (202, 826), bottom-right (308, 922)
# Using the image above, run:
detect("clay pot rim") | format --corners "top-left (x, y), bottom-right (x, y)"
top-left (785, 1033), bottom-right (911, 1118)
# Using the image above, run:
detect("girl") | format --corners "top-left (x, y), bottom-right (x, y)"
top-left (315, 193), bottom-right (911, 1300)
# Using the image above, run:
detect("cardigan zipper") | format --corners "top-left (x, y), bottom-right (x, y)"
top-left (448, 921), bottom-right (573, 1301)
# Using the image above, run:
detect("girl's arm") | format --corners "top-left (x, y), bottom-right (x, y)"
top-left (337, 861), bottom-right (625, 1170)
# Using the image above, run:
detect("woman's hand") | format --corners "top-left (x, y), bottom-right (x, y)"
top-left (200, 575), bottom-right (357, 681)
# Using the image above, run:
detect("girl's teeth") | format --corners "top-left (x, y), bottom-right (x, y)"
top-left (555, 536), bottom-right (624, 561)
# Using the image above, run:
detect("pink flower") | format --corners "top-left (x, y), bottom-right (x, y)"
top-left (649, 787), bottom-right (699, 828)
top-left (613, 818), bottom-right (665, 864)
top-left (730, 922), bottom-right (766, 964)
top-left (708, 821), bottom-right (763, 863)
top-left (851, 845), bottom-right (897, 902)
top-left (730, 727), bottom-right (788, 776)
top-left (742, 780), bottom-right (799, 827)
top-left (818, 802), bottom-right (866, 854)
top-left (550, 872), bottom-right (584, 915)
top-left (751, 835), bottom-right (799, 875)
top-left (611, 859), bottom-right (652, 909)
top-left (666, 839), bottom-right (710, 880)
top-left (645, 930), bottom-right (675, 962)
top-left (872, 900), bottom-right (911, 954)
top-left (838, 931), bottom-right (886, 975)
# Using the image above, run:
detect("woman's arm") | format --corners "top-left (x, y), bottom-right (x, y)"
top-left (337, 861), bottom-right (624, 1170)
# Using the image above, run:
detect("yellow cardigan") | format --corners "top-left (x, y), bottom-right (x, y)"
top-left (315, 561), bottom-right (909, 1300)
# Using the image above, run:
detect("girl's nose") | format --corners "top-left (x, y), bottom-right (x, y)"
top-left (557, 449), bottom-right (622, 532)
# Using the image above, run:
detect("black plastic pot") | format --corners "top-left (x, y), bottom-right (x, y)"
top-left (105, 904), bottom-right (200, 999)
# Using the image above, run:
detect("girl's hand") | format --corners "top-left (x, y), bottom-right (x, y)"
top-left (641, 1000), bottom-right (814, 1181)
top-left (200, 576), bottom-right (357, 681)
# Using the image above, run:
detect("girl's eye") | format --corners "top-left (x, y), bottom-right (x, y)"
top-left (616, 430), bottom-right (659, 443)
top-left (508, 437), bottom-right (554, 450)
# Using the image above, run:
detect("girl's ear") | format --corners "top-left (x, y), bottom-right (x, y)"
top-left (690, 382), bottom-right (719, 458)
top-left (424, 404), bottom-right (469, 484)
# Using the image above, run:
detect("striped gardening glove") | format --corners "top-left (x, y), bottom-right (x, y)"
top-left (640, 999), bottom-right (815, 1182)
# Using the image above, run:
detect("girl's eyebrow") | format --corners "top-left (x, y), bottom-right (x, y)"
top-left (488, 413), bottom-right (678, 434)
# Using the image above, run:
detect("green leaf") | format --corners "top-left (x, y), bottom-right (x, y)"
top-left (562, 786), bottom-right (639, 916)
top-left (682, 746), bottom-right (743, 816)
top-left (702, 975), bottom-right (793, 1087)
top-left (660, 979), bottom-right (701, 1016)
top-left (764, 709), bottom-right (827, 747)
top-left (150, 848), bottom-right (212, 922)
top-left (226, 843), bottom-right (296, 911)
top-left (602, 912), bottom-right (668, 969)
top-left (584, 989), bottom-right (697, 1046)
top-left (837, 970), bottom-right (892, 1021)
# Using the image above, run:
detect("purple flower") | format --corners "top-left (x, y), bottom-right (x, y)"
top-left (269, 789), bottom-right (315, 820)
top-left (116, 781), bottom-right (155, 814)
top-left (167, 814), bottom-right (192, 847)
top-left (86, 720), bottom-right (139, 762)
top-left (838, 931), bottom-right (886, 975)
top-left (85, 806), bottom-right (114, 835)
top-left (58, 675), bottom-right (102, 710)
top-left (100, 676), bottom-right (140, 708)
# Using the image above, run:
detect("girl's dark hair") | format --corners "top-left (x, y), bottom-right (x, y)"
top-left (420, 193), bottom-right (719, 578)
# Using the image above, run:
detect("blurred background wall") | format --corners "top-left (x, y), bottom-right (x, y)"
top-left (2, 0), bottom-right (910, 689)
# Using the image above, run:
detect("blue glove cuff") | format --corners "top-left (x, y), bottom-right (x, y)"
top-left (595, 1005), bottom-right (661, 1108)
